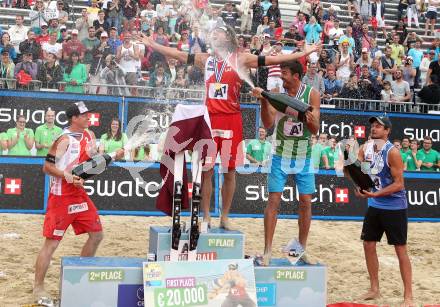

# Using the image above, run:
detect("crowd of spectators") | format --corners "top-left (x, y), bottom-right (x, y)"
top-left (0, 0), bottom-right (437, 106)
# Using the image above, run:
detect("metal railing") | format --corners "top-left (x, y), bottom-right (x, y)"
top-left (322, 98), bottom-right (420, 113)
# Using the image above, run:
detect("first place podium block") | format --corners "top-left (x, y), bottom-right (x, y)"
top-left (149, 226), bottom-right (245, 261)
top-left (255, 258), bottom-right (327, 307)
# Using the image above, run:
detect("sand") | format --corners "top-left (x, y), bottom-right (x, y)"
top-left (0, 213), bottom-right (439, 307)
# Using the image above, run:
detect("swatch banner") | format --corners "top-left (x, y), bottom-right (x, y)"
top-left (0, 160), bottom-right (46, 211)
top-left (0, 90), bottom-right (122, 137)
top-left (231, 169), bottom-right (440, 219)
top-left (124, 98), bottom-right (259, 141)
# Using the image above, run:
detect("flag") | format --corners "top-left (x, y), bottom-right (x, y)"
top-left (156, 104), bottom-right (215, 216)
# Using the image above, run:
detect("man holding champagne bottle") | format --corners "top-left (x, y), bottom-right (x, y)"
top-left (33, 101), bottom-right (124, 305)
top-left (251, 60), bottom-right (321, 265)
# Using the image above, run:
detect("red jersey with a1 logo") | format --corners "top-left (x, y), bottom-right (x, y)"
top-left (50, 129), bottom-right (94, 196)
top-left (205, 52), bottom-right (243, 114)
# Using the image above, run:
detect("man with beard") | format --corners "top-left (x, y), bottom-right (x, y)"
top-left (354, 116), bottom-right (414, 307)
top-left (139, 25), bottom-right (319, 229)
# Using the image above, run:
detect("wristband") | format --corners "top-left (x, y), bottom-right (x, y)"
top-left (45, 154), bottom-right (55, 164)
top-left (187, 53), bottom-right (195, 65)
top-left (258, 55), bottom-right (266, 67)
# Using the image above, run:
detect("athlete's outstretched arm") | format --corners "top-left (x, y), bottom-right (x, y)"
top-left (138, 34), bottom-right (209, 70)
top-left (241, 43), bottom-right (320, 69)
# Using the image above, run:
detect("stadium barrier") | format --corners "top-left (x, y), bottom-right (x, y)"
top-left (0, 91), bottom-right (439, 220)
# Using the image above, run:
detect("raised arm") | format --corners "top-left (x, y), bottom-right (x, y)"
top-left (138, 34), bottom-right (208, 69)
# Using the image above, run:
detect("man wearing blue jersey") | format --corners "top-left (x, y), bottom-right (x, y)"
top-left (355, 116), bottom-right (414, 307)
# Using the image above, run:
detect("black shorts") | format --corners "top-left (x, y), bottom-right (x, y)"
top-left (361, 206), bottom-right (408, 245)
top-left (426, 11), bottom-right (438, 20)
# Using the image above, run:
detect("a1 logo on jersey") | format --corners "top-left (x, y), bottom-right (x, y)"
top-left (4, 178), bottom-right (22, 195)
top-left (335, 188), bottom-right (349, 203)
top-left (87, 113), bottom-right (101, 127)
top-left (354, 126), bottom-right (366, 138)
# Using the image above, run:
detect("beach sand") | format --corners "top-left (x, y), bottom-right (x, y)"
top-left (0, 213), bottom-right (439, 307)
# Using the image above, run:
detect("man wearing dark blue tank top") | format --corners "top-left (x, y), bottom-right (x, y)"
top-left (355, 116), bottom-right (414, 307)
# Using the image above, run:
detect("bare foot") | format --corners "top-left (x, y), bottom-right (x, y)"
top-left (401, 298), bottom-right (415, 307)
top-left (358, 289), bottom-right (381, 300)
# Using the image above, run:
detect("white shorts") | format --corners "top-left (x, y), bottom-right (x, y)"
top-left (267, 76), bottom-right (284, 92)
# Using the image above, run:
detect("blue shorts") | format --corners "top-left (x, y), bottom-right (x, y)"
top-left (268, 155), bottom-right (316, 195)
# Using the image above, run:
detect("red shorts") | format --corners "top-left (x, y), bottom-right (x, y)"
top-left (208, 112), bottom-right (244, 171)
top-left (43, 193), bottom-right (102, 240)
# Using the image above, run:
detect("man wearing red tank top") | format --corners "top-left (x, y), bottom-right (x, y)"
top-left (140, 26), bottom-right (319, 229)
top-left (32, 102), bottom-right (124, 304)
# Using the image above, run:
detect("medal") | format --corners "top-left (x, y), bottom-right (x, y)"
top-left (215, 83), bottom-right (222, 91)
top-left (213, 53), bottom-right (231, 88)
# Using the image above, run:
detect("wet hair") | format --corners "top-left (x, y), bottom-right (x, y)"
top-left (214, 25), bottom-right (238, 53)
top-left (280, 60), bottom-right (303, 79)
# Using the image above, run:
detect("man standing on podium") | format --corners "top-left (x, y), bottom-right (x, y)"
top-left (139, 25), bottom-right (319, 229)
top-left (252, 60), bottom-right (321, 266)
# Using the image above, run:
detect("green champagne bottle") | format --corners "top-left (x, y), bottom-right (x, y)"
top-left (261, 91), bottom-right (313, 121)
top-left (72, 152), bottom-right (116, 180)
top-left (343, 150), bottom-right (375, 193)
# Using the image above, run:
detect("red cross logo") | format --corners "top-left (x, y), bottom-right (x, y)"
top-left (87, 113), bottom-right (100, 127)
top-left (4, 178), bottom-right (22, 195)
top-left (335, 188), bottom-right (349, 203)
top-left (354, 126), bottom-right (366, 138)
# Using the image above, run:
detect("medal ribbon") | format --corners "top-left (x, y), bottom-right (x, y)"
top-left (213, 53), bottom-right (231, 84)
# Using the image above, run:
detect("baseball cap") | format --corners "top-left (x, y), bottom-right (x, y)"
top-left (101, 31), bottom-right (108, 37)
top-left (66, 101), bottom-right (93, 118)
top-left (41, 23), bottom-right (48, 28)
top-left (275, 40), bottom-right (283, 46)
top-left (406, 55), bottom-right (413, 60)
top-left (71, 29), bottom-right (78, 35)
top-left (60, 25), bottom-right (67, 30)
top-left (369, 116), bottom-right (392, 129)
top-left (362, 47), bottom-right (368, 53)
top-left (1, 50), bottom-right (9, 55)
top-left (263, 33), bottom-right (271, 38)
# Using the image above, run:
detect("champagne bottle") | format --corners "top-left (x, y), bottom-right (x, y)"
top-left (343, 150), bottom-right (375, 192)
top-left (71, 152), bottom-right (116, 180)
top-left (261, 91), bottom-right (313, 121)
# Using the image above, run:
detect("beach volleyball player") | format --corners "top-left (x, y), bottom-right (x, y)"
top-left (139, 26), bottom-right (319, 229)
top-left (33, 102), bottom-right (124, 303)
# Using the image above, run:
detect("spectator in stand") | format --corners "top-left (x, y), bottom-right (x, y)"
top-left (347, 0), bottom-right (359, 18)
top-left (369, 39), bottom-right (382, 59)
top-left (400, 137), bottom-right (410, 158)
top-left (407, 40), bottom-right (423, 88)
top-left (380, 80), bottom-right (395, 102)
top-left (246, 127), bottom-right (271, 166)
top-left (38, 52), bottom-right (63, 88)
top-left (418, 136), bottom-right (439, 171)
top-left (99, 118), bottom-right (128, 154)
top-left (261, 0), bottom-right (272, 16)
top-left (150, 25), bottom-right (169, 66)
top-left (175, 14), bottom-right (190, 35)
top-left (56, 1), bottom-right (68, 25)
top-left (420, 51), bottom-right (435, 85)
top-left (82, 27), bottom-right (100, 73)
top-left (100, 54), bottom-right (129, 95)
top-left (62, 29), bottom-right (85, 62)
top-left (131, 144), bottom-right (152, 161)
top-left (320, 137), bottom-right (339, 169)
top-left (298, 0), bottom-right (313, 20)
top-left (176, 30), bottom-right (190, 52)
top-left (381, 46), bottom-right (397, 82)
top-left (393, 19), bottom-right (407, 45)
top-left (19, 30), bottom-right (42, 62)
top-left (393, 139), bottom-right (402, 150)
top-left (426, 51), bottom-right (440, 86)
top-left (340, 73), bottom-right (362, 99)
top-left (263, 20), bottom-right (277, 38)
top-left (302, 62), bottom-right (325, 95)
top-left (407, 0), bottom-right (419, 28)
top-left (403, 139), bottom-right (422, 171)
top-left (0, 50), bottom-right (15, 89)
top-left (249, 35), bottom-right (262, 54)
top-left (29, 0), bottom-right (48, 35)
top-left (397, 0), bottom-right (407, 21)
top-left (336, 41), bottom-right (354, 83)
top-left (266, 41), bottom-right (284, 92)
top-left (311, 0), bottom-right (324, 24)
top-left (8, 16), bottom-right (29, 60)
top-left (206, 8), bottom-right (224, 34)
top-left (116, 32), bottom-right (139, 95)
top-left (391, 69), bottom-right (412, 102)
top-left (356, 47), bottom-right (372, 68)
top-left (108, 27), bottom-right (122, 55)
top-left (15, 0), bottom-right (30, 9)
top-left (87, 0), bottom-right (101, 22)
top-left (292, 12), bottom-right (307, 38)
top-left (149, 61), bottom-right (170, 87)
top-left (350, 15), bottom-right (363, 58)
top-left (6, 115), bottom-right (34, 156)
top-left (63, 51), bottom-right (87, 93)
top-left (47, 18), bottom-right (60, 37)
top-left (238, 0), bottom-right (253, 34)
top-left (34, 110), bottom-right (63, 156)
top-left (371, 0), bottom-right (387, 38)
top-left (171, 66), bottom-right (189, 88)
top-left (312, 133), bottom-right (328, 169)
top-left (338, 25), bottom-right (355, 55)
top-left (76, 8), bottom-right (93, 42)
top-left (222, 2), bottom-right (240, 30)
top-left (168, 1), bottom-right (179, 35)
top-left (0, 33), bottom-right (17, 62)
top-left (358, 65), bottom-right (381, 100)
top-left (89, 31), bottom-right (112, 93)
top-left (14, 51), bottom-right (38, 82)
top-left (267, 0), bottom-right (282, 27)
top-left (155, 0), bottom-right (169, 33)
top-left (369, 58), bottom-right (383, 80)
top-left (317, 48), bottom-right (332, 74)
top-left (140, 2), bottom-right (157, 33)
top-left (256, 16), bottom-right (270, 37)
top-left (425, 0), bottom-right (439, 36)
top-left (251, 0), bottom-right (264, 35)
top-left (402, 56), bottom-right (416, 94)
top-left (361, 24), bottom-right (373, 51)
top-left (323, 64), bottom-right (342, 100)
top-left (94, 10), bottom-right (109, 39)
top-left (303, 16), bottom-right (322, 44)
top-left (283, 24), bottom-right (304, 48)
top-left (403, 31), bottom-right (423, 51)
top-left (385, 29), bottom-right (397, 46)
top-left (328, 19), bottom-right (343, 52)
top-left (323, 14), bottom-right (335, 45)
top-left (322, 5), bottom-right (338, 22)
top-left (189, 25), bottom-right (207, 54)
top-left (42, 31), bottom-right (62, 61)
top-left (36, 24), bottom-right (50, 45)
top-left (418, 75), bottom-right (440, 104)
top-left (106, 0), bottom-right (121, 33)
top-left (122, 0), bottom-right (139, 31)
top-left (57, 26), bottom-right (70, 44)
